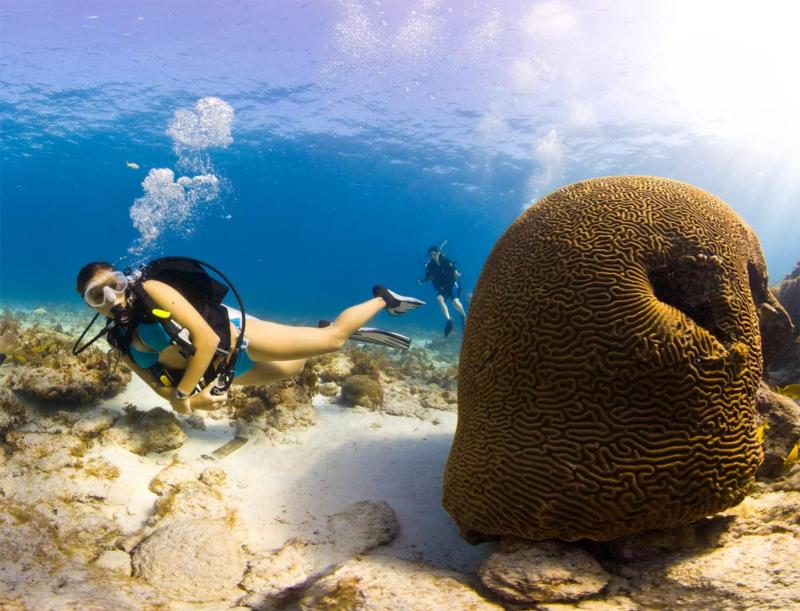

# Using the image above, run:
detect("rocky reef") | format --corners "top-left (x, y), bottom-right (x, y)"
top-left (1, 310), bottom-right (131, 405)
top-left (768, 261), bottom-right (800, 385)
top-left (1, 304), bottom-right (798, 609)
top-left (313, 345), bottom-right (458, 419)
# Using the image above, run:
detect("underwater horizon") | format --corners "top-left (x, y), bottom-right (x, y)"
top-left (2, 0), bottom-right (799, 334)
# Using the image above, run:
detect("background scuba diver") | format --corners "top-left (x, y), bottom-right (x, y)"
top-left (75, 259), bottom-right (424, 415)
top-left (417, 243), bottom-right (467, 337)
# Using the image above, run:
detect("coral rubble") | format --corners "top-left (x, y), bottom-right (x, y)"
top-left (3, 317), bottom-right (131, 405)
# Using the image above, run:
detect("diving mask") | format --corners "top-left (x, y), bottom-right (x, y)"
top-left (83, 271), bottom-right (129, 307)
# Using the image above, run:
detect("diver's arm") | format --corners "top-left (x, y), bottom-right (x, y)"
top-left (140, 279), bottom-right (220, 397)
top-left (418, 266), bottom-right (431, 284)
top-left (117, 352), bottom-right (173, 399)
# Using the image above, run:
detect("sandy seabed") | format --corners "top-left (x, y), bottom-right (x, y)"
top-left (98, 375), bottom-right (488, 572)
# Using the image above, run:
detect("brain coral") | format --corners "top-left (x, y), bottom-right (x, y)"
top-left (444, 175), bottom-right (791, 542)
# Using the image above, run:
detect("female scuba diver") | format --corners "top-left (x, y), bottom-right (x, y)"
top-left (74, 257), bottom-right (425, 415)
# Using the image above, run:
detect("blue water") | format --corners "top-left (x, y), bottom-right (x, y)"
top-left (1, 1), bottom-right (798, 334)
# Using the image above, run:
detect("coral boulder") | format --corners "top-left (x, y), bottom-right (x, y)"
top-left (132, 519), bottom-right (246, 603)
top-left (444, 175), bottom-right (791, 542)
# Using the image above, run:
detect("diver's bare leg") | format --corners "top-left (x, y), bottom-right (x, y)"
top-left (244, 297), bottom-right (387, 361)
top-left (437, 294), bottom-right (452, 320)
top-left (452, 298), bottom-right (467, 318)
top-left (233, 359), bottom-right (307, 386)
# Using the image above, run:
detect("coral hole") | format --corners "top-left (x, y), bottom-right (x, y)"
top-left (648, 264), bottom-right (720, 342)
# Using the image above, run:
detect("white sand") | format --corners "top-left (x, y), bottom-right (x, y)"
top-left (92, 376), bottom-right (492, 573)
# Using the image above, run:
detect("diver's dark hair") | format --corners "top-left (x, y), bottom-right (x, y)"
top-left (76, 261), bottom-right (114, 293)
top-left (427, 245), bottom-right (440, 254)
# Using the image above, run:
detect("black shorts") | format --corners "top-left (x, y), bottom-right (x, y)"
top-left (434, 282), bottom-right (460, 300)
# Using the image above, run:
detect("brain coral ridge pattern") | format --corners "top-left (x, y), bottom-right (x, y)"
top-left (444, 175), bottom-right (788, 542)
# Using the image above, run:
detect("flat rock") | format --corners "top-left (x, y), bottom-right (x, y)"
top-left (326, 499), bottom-right (398, 554)
top-left (72, 408), bottom-right (118, 438)
top-left (241, 538), bottom-right (316, 605)
top-left (0, 496), bottom-right (165, 609)
top-left (479, 540), bottom-right (610, 604)
top-left (149, 480), bottom-right (231, 529)
top-left (102, 406), bottom-right (187, 455)
top-left (149, 460), bottom-right (200, 495)
top-left (5, 431), bottom-right (87, 472)
top-left (299, 556), bottom-right (502, 610)
top-left (132, 519), bottom-right (246, 603)
top-left (702, 490), bottom-right (800, 546)
top-left (661, 533), bottom-right (800, 609)
top-left (241, 500), bottom-right (399, 608)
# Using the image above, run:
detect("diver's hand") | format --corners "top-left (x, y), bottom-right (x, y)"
top-left (169, 396), bottom-right (192, 414)
top-left (191, 381), bottom-right (229, 407)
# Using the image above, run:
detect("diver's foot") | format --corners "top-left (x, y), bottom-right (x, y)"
top-left (372, 285), bottom-right (425, 316)
top-left (444, 319), bottom-right (455, 337)
top-left (319, 319), bottom-right (411, 350)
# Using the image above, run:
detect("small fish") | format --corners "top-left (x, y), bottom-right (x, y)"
top-left (125, 161), bottom-right (140, 170)
top-left (755, 422), bottom-right (770, 443)
top-left (784, 441), bottom-right (800, 469)
top-left (776, 384), bottom-right (800, 400)
top-left (32, 307), bottom-right (47, 315)
top-left (0, 353), bottom-right (5, 366)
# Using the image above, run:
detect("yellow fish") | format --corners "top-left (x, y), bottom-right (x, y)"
top-left (125, 160), bottom-right (140, 170)
top-left (755, 422), bottom-right (770, 443)
top-left (776, 384), bottom-right (800, 400)
top-left (784, 442), bottom-right (800, 468)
